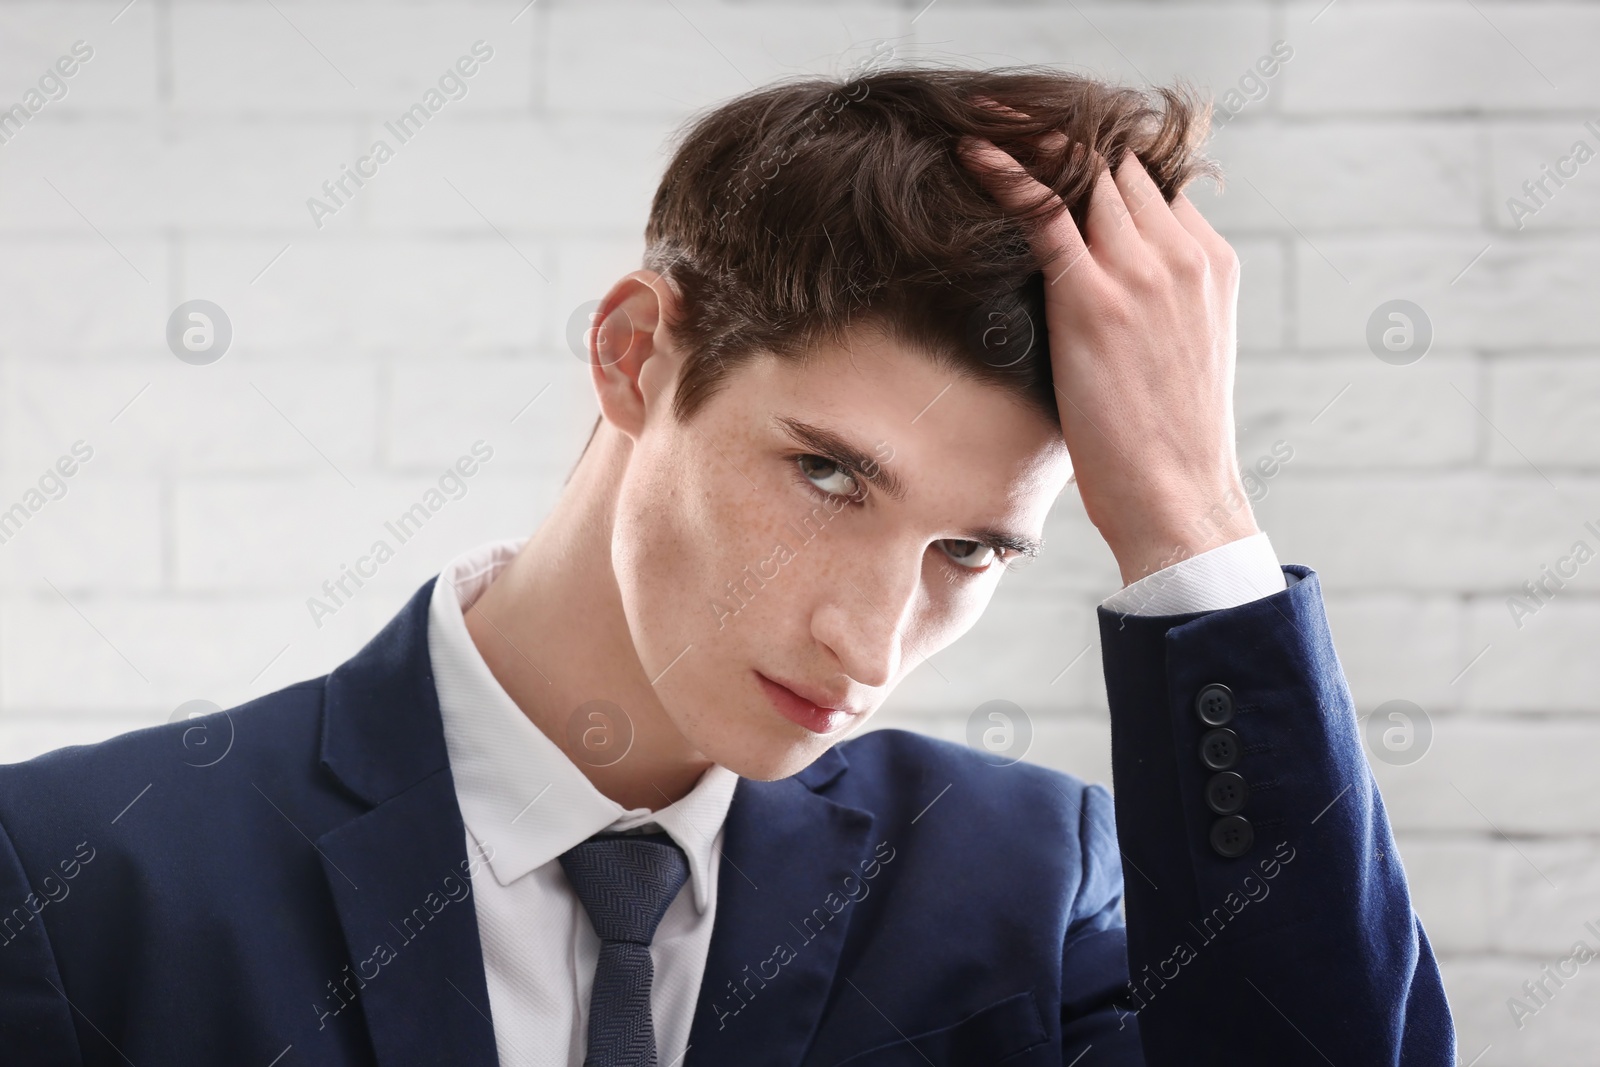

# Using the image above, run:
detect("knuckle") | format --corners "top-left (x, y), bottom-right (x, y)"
top-left (1168, 241), bottom-right (1210, 280)
top-left (1125, 255), bottom-right (1164, 291)
top-left (1214, 242), bottom-right (1241, 278)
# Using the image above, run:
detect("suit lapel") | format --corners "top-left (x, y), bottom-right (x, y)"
top-left (685, 749), bottom-right (876, 1066)
top-left (313, 577), bottom-right (500, 1067)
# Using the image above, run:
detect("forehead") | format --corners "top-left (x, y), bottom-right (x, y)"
top-left (711, 328), bottom-right (1073, 506)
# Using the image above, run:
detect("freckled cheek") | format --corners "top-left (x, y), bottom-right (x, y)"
top-left (664, 451), bottom-right (781, 599)
top-left (658, 472), bottom-right (731, 585)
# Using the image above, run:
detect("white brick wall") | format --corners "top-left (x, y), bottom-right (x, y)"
top-left (2, 0), bottom-right (1596, 1058)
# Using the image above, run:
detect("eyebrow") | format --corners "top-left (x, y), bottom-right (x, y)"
top-left (771, 415), bottom-right (1044, 558)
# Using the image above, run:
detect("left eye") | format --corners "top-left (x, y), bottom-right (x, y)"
top-left (938, 539), bottom-right (997, 570)
top-left (797, 454), bottom-right (861, 498)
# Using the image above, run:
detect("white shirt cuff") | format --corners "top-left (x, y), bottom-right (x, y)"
top-left (1099, 531), bottom-right (1288, 616)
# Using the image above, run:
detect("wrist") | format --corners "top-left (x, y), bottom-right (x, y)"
top-left (1104, 484), bottom-right (1261, 585)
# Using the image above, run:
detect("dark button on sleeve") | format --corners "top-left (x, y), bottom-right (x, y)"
top-left (1209, 814), bottom-right (1254, 858)
top-left (1198, 727), bottom-right (1240, 771)
top-left (1194, 683), bottom-right (1235, 726)
top-left (1204, 771), bottom-right (1249, 815)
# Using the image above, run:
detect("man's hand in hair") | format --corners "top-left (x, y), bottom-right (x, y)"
top-left (958, 133), bottom-right (1253, 587)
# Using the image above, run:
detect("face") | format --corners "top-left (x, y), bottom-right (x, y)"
top-left (609, 326), bottom-right (1073, 781)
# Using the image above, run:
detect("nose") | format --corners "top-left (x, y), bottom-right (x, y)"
top-left (810, 549), bottom-right (921, 690)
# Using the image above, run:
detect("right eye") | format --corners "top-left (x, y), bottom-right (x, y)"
top-left (937, 539), bottom-right (1000, 572)
top-left (795, 454), bottom-right (863, 501)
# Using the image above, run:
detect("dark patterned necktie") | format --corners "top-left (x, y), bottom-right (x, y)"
top-left (559, 830), bottom-right (690, 1067)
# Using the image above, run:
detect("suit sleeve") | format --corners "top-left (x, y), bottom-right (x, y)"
top-left (1057, 780), bottom-right (1145, 1063)
top-left (1095, 564), bottom-right (1455, 1066)
top-left (0, 808), bottom-right (82, 1065)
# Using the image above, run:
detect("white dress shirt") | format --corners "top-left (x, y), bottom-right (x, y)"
top-left (424, 531), bottom-right (1288, 1065)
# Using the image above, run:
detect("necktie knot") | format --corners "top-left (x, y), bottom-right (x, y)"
top-left (559, 831), bottom-right (690, 946)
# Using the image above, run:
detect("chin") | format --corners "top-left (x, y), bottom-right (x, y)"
top-left (682, 712), bottom-right (846, 782)
top-left (702, 729), bottom-right (823, 782)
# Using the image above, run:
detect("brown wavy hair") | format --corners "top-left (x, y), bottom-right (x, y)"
top-left (637, 64), bottom-right (1222, 429)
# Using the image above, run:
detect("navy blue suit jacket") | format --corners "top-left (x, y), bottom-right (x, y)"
top-left (0, 564), bottom-right (1453, 1065)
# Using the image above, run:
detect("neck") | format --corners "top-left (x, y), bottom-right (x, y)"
top-left (462, 424), bottom-right (712, 810)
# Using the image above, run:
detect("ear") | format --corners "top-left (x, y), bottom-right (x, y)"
top-left (587, 269), bottom-right (684, 442)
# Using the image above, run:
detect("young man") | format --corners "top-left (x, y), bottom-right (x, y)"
top-left (0, 69), bottom-right (1451, 1065)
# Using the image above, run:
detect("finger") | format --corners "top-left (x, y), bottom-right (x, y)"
top-left (1112, 152), bottom-right (1192, 252)
top-left (972, 98), bottom-right (1074, 162)
top-left (1078, 146), bottom-right (1142, 272)
top-left (993, 127), bottom-right (1125, 283)
top-left (966, 100), bottom-right (1145, 265)
top-left (972, 94), bottom-right (1019, 118)
top-left (1168, 189), bottom-right (1230, 258)
top-left (958, 136), bottom-right (1093, 283)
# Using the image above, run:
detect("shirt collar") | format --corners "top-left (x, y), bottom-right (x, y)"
top-left (427, 537), bottom-right (739, 914)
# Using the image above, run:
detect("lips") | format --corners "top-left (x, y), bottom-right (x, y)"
top-left (755, 672), bottom-right (860, 735)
